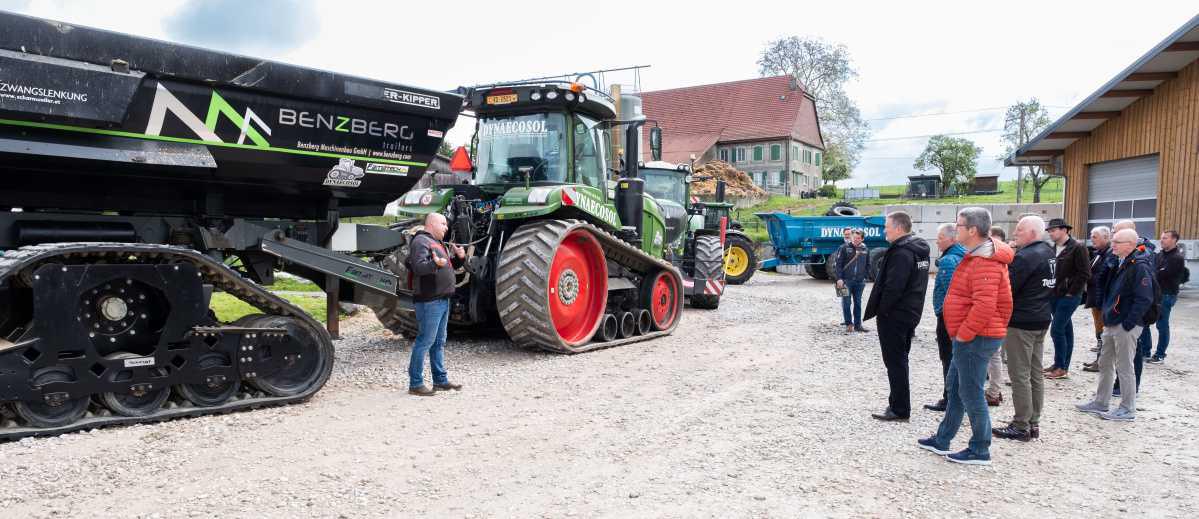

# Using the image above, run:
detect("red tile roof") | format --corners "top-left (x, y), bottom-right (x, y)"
top-left (638, 75), bottom-right (824, 162)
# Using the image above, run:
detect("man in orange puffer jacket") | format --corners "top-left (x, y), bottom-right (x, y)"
top-left (917, 207), bottom-right (1014, 466)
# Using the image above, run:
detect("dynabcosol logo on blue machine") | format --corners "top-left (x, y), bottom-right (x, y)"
top-left (820, 226), bottom-right (881, 238)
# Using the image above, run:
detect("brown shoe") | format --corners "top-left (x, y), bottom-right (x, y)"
top-left (1046, 369), bottom-right (1070, 380)
top-left (986, 393), bottom-right (1002, 407)
top-left (846, 325), bottom-right (855, 333)
top-left (433, 382), bottom-right (462, 391)
top-left (408, 386), bottom-right (437, 396)
top-left (1042, 366), bottom-right (1056, 373)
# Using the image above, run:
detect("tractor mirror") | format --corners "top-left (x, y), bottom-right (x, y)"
top-left (649, 127), bottom-right (662, 161)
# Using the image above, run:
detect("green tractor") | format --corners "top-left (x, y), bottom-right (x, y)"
top-left (640, 161), bottom-right (756, 308)
top-left (367, 81), bottom-right (690, 353)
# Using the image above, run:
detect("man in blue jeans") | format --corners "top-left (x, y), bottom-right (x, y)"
top-left (406, 212), bottom-right (465, 396)
top-left (1044, 219), bottom-right (1090, 380)
top-left (1148, 230), bottom-right (1186, 364)
top-left (835, 229), bottom-right (869, 333)
top-left (917, 207), bottom-right (1014, 466)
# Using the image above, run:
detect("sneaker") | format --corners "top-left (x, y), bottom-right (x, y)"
top-left (1042, 366), bottom-right (1056, 373)
top-left (917, 437), bottom-right (952, 455)
top-left (1046, 369), bottom-right (1070, 380)
top-left (1075, 401), bottom-right (1108, 415)
top-left (992, 424), bottom-right (1031, 442)
top-left (1100, 408), bottom-right (1136, 422)
top-left (1147, 356), bottom-right (1164, 364)
top-left (946, 449), bottom-right (991, 466)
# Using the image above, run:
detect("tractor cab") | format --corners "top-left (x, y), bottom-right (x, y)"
top-left (464, 83), bottom-right (617, 195)
top-left (641, 161), bottom-right (692, 248)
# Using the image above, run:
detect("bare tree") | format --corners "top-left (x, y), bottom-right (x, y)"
top-left (1001, 99), bottom-right (1053, 203)
top-left (758, 37), bottom-right (871, 175)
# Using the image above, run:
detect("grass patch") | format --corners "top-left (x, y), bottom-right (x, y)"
top-left (210, 292), bottom-right (336, 324)
top-left (269, 276), bottom-right (322, 292)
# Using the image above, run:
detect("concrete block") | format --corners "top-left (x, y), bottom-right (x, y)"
top-left (883, 205), bottom-right (921, 220)
top-left (920, 204), bottom-right (957, 222)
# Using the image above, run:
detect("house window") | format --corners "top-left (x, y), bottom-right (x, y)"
top-left (770, 144), bottom-right (781, 161)
top-left (804, 150), bottom-right (812, 164)
top-left (719, 148), bottom-right (729, 162)
top-left (792, 145), bottom-right (799, 161)
top-left (753, 146), bottom-right (763, 162)
top-left (815, 152), bottom-right (822, 166)
top-left (736, 147), bottom-right (746, 163)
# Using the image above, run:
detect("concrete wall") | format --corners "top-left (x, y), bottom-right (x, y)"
top-left (882, 203), bottom-right (1064, 269)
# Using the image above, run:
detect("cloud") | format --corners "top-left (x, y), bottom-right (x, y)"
top-left (164, 0), bottom-right (318, 56)
top-left (0, 0), bottom-right (31, 12)
top-left (965, 112), bottom-right (1000, 130)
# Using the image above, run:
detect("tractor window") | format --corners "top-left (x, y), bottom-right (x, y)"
top-left (643, 170), bottom-right (686, 206)
top-left (573, 114), bottom-right (605, 190)
top-left (475, 113), bottom-right (568, 185)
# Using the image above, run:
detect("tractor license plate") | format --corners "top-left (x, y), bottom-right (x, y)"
top-left (486, 94), bottom-right (518, 105)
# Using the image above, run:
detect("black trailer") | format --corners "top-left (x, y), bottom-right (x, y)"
top-left (0, 12), bottom-right (462, 438)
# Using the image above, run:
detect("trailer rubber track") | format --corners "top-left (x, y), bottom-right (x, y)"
top-left (0, 243), bottom-right (334, 441)
top-left (496, 220), bottom-right (684, 354)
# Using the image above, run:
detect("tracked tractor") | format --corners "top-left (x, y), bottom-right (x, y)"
top-left (371, 82), bottom-right (685, 352)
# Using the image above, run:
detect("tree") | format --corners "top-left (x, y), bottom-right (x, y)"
top-left (819, 143), bottom-right (852, 185)
top-left (914, 136), bottom-right (982, 196)
top-left (1001, 99), bottom-right (1054, 203)
top-left (437, 141), bottom-right (456, 157)
top-left (758, 37), bottom-right (871, 177)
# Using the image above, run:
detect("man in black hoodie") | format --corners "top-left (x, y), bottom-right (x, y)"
top-left (1148, 230), bottom-right (1187, 363)
top-left (865, 211), bottom-right (931, 422)
top-left (406, 212), bottom-right (466, 396)
top-left (994, 216), bottom-right (1055, 442)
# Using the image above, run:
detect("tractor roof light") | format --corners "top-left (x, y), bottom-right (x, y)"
top-left (565, 92), bottom-right (575, 101)
top-left (530, 91), bottom-right (542, 101)
top-left (568, 83), bottom-right (584, 93)
top-left (545, 90), bottom-right (559, 100)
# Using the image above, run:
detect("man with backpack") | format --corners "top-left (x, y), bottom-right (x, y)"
top-left (1111, 220), bottom-right (1157, 392)
top-left (1148, 230), bottom-right (1188, 364)
top-left (1076, 229), bottom-right (1155, 422)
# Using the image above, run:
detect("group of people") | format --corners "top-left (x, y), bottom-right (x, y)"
top-left (844, 207), bottom-right (1188, 466)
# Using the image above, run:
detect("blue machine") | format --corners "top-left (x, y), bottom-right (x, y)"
top-left (756, 213), bottom-right (889, 280)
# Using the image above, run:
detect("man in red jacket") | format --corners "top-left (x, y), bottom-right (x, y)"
top-left (917, 207), bottom-right (1014, 466)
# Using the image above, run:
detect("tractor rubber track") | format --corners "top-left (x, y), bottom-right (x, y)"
top-left (496, 220), bottom-right (684, 354)
top-left (0, 243), bottom-right (334, 441)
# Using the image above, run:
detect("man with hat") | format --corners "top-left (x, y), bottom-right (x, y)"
top-left (1044, 218), bottom-right (1091, 379)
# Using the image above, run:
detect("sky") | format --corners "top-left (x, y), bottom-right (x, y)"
top-left (5, 0), bottom-right (1197, 187)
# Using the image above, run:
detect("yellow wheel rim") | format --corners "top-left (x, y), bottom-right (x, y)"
top-left (724, 246), bottom-right (749, 277)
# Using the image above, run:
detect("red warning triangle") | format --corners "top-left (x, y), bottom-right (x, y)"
top-left (449, 146), bottom-right (473, 172)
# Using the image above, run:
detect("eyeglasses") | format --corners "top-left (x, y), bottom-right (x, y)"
top-left (1112, 239), bottom-right (1134, 245)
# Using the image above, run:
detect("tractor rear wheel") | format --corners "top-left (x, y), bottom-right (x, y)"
top-left (723, 234), bottom-right (757, 285)
top-left (497, 220), bottom-right (608, 353)
top-left (805, 255), bottom-right (832, 280)
top-left (690, 235), bottom-right (723, 309)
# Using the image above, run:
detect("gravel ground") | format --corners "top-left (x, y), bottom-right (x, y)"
top-left (1, 272), bottom-right (1197, 518)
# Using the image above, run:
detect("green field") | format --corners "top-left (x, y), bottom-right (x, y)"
top-left (210, 291), bottom-right (336, 323)
top-left (734, 178), bottom-right (1064, 242)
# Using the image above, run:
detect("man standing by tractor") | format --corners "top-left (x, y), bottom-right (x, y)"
top-left (407, 212), bottom-right (466, 396)
top-left (836, 229), bottom-right (870, 333)
top-left (865, 211), bottom-right (930, 422)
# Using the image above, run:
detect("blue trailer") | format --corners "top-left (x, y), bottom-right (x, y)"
top-left (756, 212), bottom-right (889, 280)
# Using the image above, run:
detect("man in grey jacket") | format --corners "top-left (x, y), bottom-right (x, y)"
top-left (406, 212), bottom-right (466, 396)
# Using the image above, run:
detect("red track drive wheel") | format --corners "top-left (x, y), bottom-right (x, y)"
top-left (547, 229), bottom-right (608, 345)
top-left (646, 270), bottom-right (680, 331)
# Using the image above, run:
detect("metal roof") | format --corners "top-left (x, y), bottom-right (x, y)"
top-left (1006, 13), bottom-right (1199, 166)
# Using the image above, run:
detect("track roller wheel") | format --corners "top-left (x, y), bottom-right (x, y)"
top-left (249, 316), bottom-right (334, 397)
top-left (13, 367), bottom-right (89, 428)
top-left (643, 270), bottom-right (681, 330)
top-left (99, 352), bottom-right (171, 417)
top-left (497, 220), bottom-right (608, 352)
top-left (177, 352), bottom-right (240, 407)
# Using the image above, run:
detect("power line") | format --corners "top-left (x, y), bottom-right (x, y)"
top-left (866, 105), bottom-right (1072, 122)
top-left (866, 128), bottom-right (1005, 142)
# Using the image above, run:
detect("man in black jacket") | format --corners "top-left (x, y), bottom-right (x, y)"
top-left (994, 216), bottom-right (1055, 441)
top-left (1148, 230), bottom-right (1187, 363)
top-left (406, 212), bottom-right (466, 396)
top-left (1044, 219), bottom-right (1090, 379)
top-left (1112, 220), bottom-right (1156, 391)
top-left (865, 211), bottom-right (931, 421)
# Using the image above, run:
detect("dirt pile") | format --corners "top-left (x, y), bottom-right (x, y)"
top-left (691, 160), bottom-right (767, 199)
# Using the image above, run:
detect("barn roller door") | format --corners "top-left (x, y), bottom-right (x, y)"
top-left (1086, 155), bottom-right (1158, 237)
